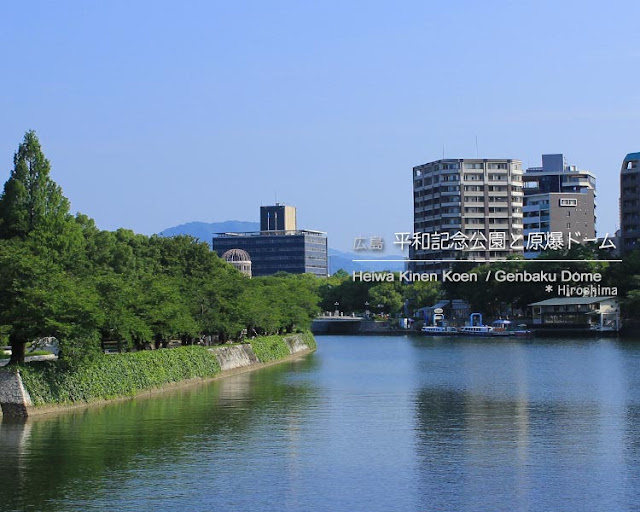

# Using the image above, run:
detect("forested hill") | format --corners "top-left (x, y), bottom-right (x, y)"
top-left (158, 221), bottom-right (259, 243)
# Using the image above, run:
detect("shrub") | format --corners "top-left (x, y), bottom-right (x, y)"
top-left (299, 331), bottom-right (317, 350)
top-left (19, 346), bottom-right (221, 405)
top-left (249, 335), bottom-right (291, 362)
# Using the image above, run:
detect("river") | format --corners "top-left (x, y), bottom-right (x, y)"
top-left (2, 335), bottom-right (640, 512)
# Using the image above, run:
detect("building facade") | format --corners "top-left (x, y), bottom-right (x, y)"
top-left (260, 203), bottom-right (297, 232)
top-left (523, 154), bottom-right (596, 257)
top-left (212, 204), bottom-right (328, 277)
top-left (620, 152), bottom-right (640, 253)
top-left (410, 158), bottom-right (524, 272)
top-left (529, 296), bottom-right (620, 331)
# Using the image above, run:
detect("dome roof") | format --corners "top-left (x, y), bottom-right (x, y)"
top-left (222, 248), bottom-right (251, 262)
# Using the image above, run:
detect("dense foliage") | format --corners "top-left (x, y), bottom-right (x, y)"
top-left (320, 248), bottom-right (640, 321)
top-left (17, 332), bottom-right (315, 405)
top-left (0, 131), bottom-right (321, 365)
top-left (318, 269), bottom-right (440, 315)
top-left (18, 346), bottom-right (222, 405)
top-left (249, 335), bottom-right (293, 362)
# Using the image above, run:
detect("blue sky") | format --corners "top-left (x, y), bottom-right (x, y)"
top-left (1, 0), bottom-right (638, 251)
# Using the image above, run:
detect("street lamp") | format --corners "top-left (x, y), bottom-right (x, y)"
top-left (334, 301), bottom-right (340, 317)
top-left (377, 303), bottom-right (384, 317)
top-left (364, 301), bottom-right (370, 318)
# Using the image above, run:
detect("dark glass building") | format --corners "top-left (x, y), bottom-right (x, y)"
top-left (212, 204), bottom-right (327, 277)
top-left (212, 230), bottom-right (328, 277)
top-left (621, 152), bottom-right (640, 253)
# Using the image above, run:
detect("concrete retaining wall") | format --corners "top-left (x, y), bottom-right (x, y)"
top-left (210, 344), bottom-right (259, 371)
top-left (0, 370), bottom-right (33, 418)
top-left (209, 334), bottom-right (312, 370)
top-left (284, 334), bottom-right (311, 354)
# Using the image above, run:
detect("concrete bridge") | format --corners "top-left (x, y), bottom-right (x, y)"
top-left (312, 316), bottom-right (364, 334)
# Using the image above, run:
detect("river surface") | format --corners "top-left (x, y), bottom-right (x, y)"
top-left (2, 335), bottom-right (640, 512)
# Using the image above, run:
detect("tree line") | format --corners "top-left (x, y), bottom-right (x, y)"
top-left (1, 131), bottom-right (638, 367)
top-left (0, 131), bottom-right (320, 366)
top-left (318, 249), bottom-right (640, 322)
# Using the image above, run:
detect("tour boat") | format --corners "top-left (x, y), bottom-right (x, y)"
top-left (458, 313), bottom-right (494, 336)
top-left (459, 324), bottom-right (494, 336)
top-left (421, 325), bottom-right (458, 335)
top-left (490, 320), bottom-right (532, 337)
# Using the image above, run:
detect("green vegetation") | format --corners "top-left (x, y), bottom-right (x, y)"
top-left (299, 330), bottom-right (317, 350)
top-left (0, 131), bottom-right (321, 366)
top-left (249, 335), bottom-right (292, 362)
top-left (17, 332), bottom-right (315, 406)
top-left (324, 245), bottom-right (640, 322)
top-left (19, 346), bottom-right (221, 405)
top-left (318, 269), bottom-right (440, 316)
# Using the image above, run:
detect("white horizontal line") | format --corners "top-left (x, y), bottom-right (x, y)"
top-left (352, 259), bottom-right (622, 263)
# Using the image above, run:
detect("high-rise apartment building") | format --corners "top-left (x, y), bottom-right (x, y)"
top-left (523, 154), bottom-right (596, 257)
top-left (620, 152), bottom-right (640, 253)
top-left (410, 158), bottom-right (524, 272)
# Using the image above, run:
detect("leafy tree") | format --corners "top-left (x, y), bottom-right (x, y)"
top-left (403, 280), bottom-right (441, 312)
top-left (368, 281), bottom-right (404, 315)
top-left (0, 131), bottom-right (83, 263)
top-left (0, 241), bottom-right (102, 365)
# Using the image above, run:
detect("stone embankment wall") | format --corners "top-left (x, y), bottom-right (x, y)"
top-left (284, 334), bottom-right (311, 353)
top-left (210, 344), bottom-right (259, 371)
top-left (1, 333), bottom-right (314, 418)
top-left (0, 370), bottom-right (33, 418)
top-left (208, 334), bottom-right (312, 371)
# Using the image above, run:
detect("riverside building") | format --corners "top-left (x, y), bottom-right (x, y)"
top-left (523, 154), bottom-right (596, 258)
top-left (212, 204), bottom-right (328, 277)
top-left (410, 158), bottom-right (524, 273)
top-left (620, 152), bottom-right (640, 253)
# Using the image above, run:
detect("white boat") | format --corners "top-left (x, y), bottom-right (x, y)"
top-left (490, 320), bottom-right (533, 337)
top-left (421, 325), bottom-right (458, 335)
top-left (459, 325), bottom-right (494, 336)
top-left (459, 313), bottom-right (494, 336)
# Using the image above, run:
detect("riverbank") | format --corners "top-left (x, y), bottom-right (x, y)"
top-left (0, 332), bottom-right (316, 418)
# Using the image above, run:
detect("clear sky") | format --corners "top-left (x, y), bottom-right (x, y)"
top-left (1, 0), bottom-right (638, 252)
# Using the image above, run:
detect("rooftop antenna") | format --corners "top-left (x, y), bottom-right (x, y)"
top-left (475, 136), bottom-right (478, 158)
top-left (442, 144), bottom-right (445, 160)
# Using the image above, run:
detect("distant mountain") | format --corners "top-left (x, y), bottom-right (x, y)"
top-left (328, 248), bottom-right (405, 274)
top-left (158, 221), bottom-right (405, 274)
top-left (158, 221), bottom-right (259, 246)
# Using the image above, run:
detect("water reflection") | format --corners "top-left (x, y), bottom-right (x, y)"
top-left (2, 337), bottom-right (640, 512)
top-left (0, 357), bottom-right (319, 512)
top-left (412, 337), bottom-right (636, 512)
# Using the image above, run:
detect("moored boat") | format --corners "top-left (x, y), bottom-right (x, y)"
top-left (421, 325), bottom-right (459, 335)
